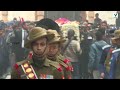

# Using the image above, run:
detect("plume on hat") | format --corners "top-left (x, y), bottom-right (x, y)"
top-left (36, 18), bottom-right (60, 33)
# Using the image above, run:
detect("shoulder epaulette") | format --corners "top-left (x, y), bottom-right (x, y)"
top-left (49, 60), bottom-right (60, 68)
top-left (112, 49), bottom-right (120, 53)
top-left (57, 55), bottom-right (73, 71)
top-left (48, 60), bottom-right (63, 72)
top-left (102, 45), bottom-right (111, 50)
top-left (57, 55), bottom-right (71, 66)
top-left (58, 54), bottom-right (64, 61)
top-left (16, 59), bottom-right (29, 66)
top-left (58, 57), bottom-right (73, 71)
top-left (58, 60), bottom-right (68, 68)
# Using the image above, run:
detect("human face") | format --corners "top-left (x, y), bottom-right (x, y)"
top-left (115, 38), bottom-right (120, 46)
top-left (95, 14), bottom-right (99, 18)
top-left (47, 43), bottom-right (59, 57)
top-left (101, 23), bottom-right (107, 29)
top-left (32, 37), bottom-right (47, 57)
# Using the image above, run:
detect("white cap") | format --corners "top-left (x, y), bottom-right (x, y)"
top-left (87, 36), bottom-right (92, 39)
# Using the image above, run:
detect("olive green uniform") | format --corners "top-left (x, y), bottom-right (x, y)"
top-left (11, 57), bottom-right (64, 79)
top-left (11, 27), bottom-right (65, 79)
top-left (47, 30), bottom-right (73, 79)
top-left (54, 54), bottom-right (73, 79)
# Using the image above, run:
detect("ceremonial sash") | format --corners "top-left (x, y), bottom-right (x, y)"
top-left (21, 61), bottom-right (38, 79)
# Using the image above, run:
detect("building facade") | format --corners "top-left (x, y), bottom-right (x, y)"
top-left (0, 11), bottom-right (117, 24)
top-left (0, 11), bottom-right (86, 22)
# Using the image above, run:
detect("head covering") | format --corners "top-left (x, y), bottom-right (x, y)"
top-left (112, 30), bottom-right (120, 40)
top-left (47, 30), bottom-right (66, 44)
top-left (25, 27), bottom-right (55, 49)
top-left (35, 18), bottom-right (61, 33)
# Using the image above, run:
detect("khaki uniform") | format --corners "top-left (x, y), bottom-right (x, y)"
top-left (57, 54), bottom-right (73, 79)
top-left (47, 30), bottom-right (73, 79)
top-left (11, 27), bottom-right (64, 79)
top-left (11, 57), bottom-right (64, 79)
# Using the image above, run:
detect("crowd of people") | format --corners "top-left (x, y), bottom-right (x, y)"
top-left (0, 13), bottom-right (120, 79)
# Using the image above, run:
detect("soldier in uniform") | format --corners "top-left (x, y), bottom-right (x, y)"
top-left (11, 27), bottom-right (65, 79)
top-left (47, 30), bottom-right (73, 79)
top-left (36, 18), bottom-right (73, 79)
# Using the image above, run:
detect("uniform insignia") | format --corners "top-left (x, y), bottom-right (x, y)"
top-left (40, 74), bottom-right (54, 79)
top-left (66, 66), bottom-right (73, 71)
top-left (63, 59), bottom-right (70, 64)
top-left (57, 65), bottom-right (63, 72)
top-left (40, 74), bottom-right (46, 79)
top-left (14, 64), bottom-right (19, 69)
top-left (48, 60), bottom-right (63, 72)
top-left (46, 75), bottom-right (54, 79)
top-left (28, 51), bottom-right (33, 59)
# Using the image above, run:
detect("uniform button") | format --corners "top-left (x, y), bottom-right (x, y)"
top-left (26, 68), bottom-right (32, 73)
top-left (28, 73), bottom-right (35, 79)
top-left (23, 63), bottom-right (29, 68)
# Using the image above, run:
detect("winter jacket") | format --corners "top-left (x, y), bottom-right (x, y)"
top-left (88, 40), bottom-right (108, 72)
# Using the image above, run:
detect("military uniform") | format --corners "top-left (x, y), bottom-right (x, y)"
top-left (47, 30), bottom-right (73, 79)
top-left (57, 54), bottom-right (73, 79)
top-left (11, 27), bottom-right (65, 79)
top-left (35, 17), bottom-right (73, 79)
top-left (11, 56), bottom-right (64, 79)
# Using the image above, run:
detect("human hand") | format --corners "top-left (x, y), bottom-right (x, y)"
top-left (100, 73), bottom-right (105, 79)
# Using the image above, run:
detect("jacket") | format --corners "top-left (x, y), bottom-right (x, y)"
top-left (88, 40), bottom-right (108, 71)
